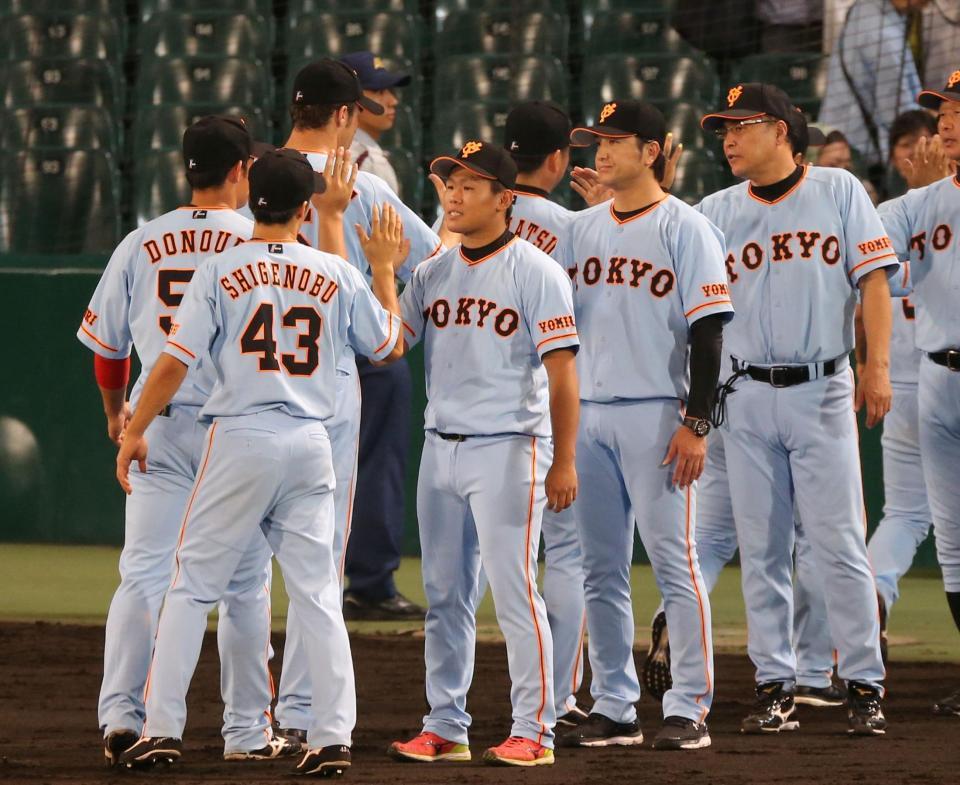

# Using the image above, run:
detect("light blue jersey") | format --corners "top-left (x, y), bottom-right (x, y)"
top-left (509, 189), bottom-right (574, 263)
top-left (400, 237), bottom-right (578, 437)
top-left (165, 240), bottom-right (401, 421)
top-left (78, 207), bottom-right (252, 408)
top-left (696, 166), bottom-right (898, 365)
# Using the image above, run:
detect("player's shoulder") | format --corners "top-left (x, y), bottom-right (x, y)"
top-left (567, 199), bottom-right (612, 231)
top-left (696, 180), bottom-right (749, 214)
top-left (411, 242), bottom-right (458, 283)
top-left (803, 163), bottom-right (857, 189)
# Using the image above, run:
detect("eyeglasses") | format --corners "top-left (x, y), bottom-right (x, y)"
top-left (713, 117), bottom-right (780, 140)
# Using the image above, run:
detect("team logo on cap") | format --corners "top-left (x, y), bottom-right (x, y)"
top-left (727, 85), bottom-right (743, 107)
top-left (257, 197), bottom-right (267, 206)
top-left (374, 56), bottom-right (384, 69)
top-left (295, 90), bottom-right (304, 102)
top-left (599, 103), bottom-right (617, 123)
top-left (461, 141), bottom-right (483, 158)
top-left (948, 70), bottom-right (960, 89)
top-left (188, 159), bottom-right (197, 169)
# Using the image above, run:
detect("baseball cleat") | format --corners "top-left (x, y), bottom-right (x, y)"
top-left (103, 728), bottom-right (138, 768)
top-left (933, 687), bottom-right (960, 716)
top-left (387, 731), bottom-right (471, 762)
top-left (741, 681), bottom-right (799, 734)
top-left (651, 716), bottom-right (712, 750)
top-left (642, 610), bottom-right (672, 701)
top-left (557, 712), bottom-right (644, 747)
top-left (794, 683), bottom-right (846, 707)
top-left (878, 593), bottom-right (889, 666)
top-left (118, 736), bottom-right (183, 769)
top-left (278, 727), bottom-right (308, 751)
top-left (847, 682), bottom-right (887, 735)
top-left (482, 736), bottom-right (554, 766)
top-left (556, 705), bottom-right (591, 727)
top-left (295, 745), bottom-right (351, 777)
top-left (225, 731), bottom-right (303, 760)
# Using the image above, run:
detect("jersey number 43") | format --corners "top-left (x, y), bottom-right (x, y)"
top-left (240, 302), bottom-right (322, 377)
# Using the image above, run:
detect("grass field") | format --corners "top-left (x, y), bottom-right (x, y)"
top-left (1, 543), bottom-right (956, 662)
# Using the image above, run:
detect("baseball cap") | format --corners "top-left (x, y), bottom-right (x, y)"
top-left (291, 58), bottom-right (384, 115)
top-left (249, 148), bottom-right (326, 212)
top-left (794, 112), bottom-right (827, 154)
top-left (918, 68), bottom-right (960, 109)
top-left (570, 100), bottom-right (666, 147)
top-left (504, 101), bottom-right (572, 156)
top-left (701, 83), bottom-right (800, 130)
top-left (430, 140), bottom-right (517, 188)
top-left (339, 51), bottom-right (411, 91)
top-left (182, 115), bottom-right (253, 174)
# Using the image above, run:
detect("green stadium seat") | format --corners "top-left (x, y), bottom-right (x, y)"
top-left (730, 53), bottom-right (827, 114)
top-left (0, 106), bottom-right (119, 153)
top-left (435, 0), bottom-right (567, 24)
top-left (436, 12), bottom-right (569, 60)
top-left (0, 59), bottom-right (121, 111)
top-left (669, 149), bottom-right (729, 204)
top-left (431, 102), bottom-right (509, 152)
top-left (379, 103), bottom-right (421, 156)
top-left (137, 12), bottom-right (274, 61)
top-left (0, 0), bottom-right (124, 15)
top-left (285, 13), bottom-right (423, 63)
top-left (129, 104), bottom-right (270, 158)
top-left (582, 54), bottom-right (719, 120)
top-left (585, 11), bottom-right (692, 56)
top-left (436, 56), bottom-right (567, 109)
top-left (581, 0), bottom-right (677, 27)
top-left (664, 101), bottom-right (713, 150)
top-left (137, 58), bottom-right (272, 108)
top-left (383, 148), bottom-right (423, 206)
top-left (138, 0), bottom-right (272, 20)
top-left (0, 149), bottom-right (120, 253)
top-left (132, 149), bottom-right (191, 226)
top-left (0, 15), bottom-right (124, 63)
top-left (288, 0), bottom-right (417, 26)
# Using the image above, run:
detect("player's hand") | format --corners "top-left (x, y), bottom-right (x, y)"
top-left (571, 167), bottom-right (613, 207)
top-left (855, 363), bottom-right (892, 428)
top-left (903, 135), bottom-right (954, 189)
top-left (106, 401), bottom-right (132, 447)
top-left (355, 203), bottom-right (405, 274)
top-left (312, 146), bottom-right (358, 215)
top-left (116, 432), bottom-right (148, 494)
top-left (660, 132), bottom-right (685, 192)
top-left (662, 425), bottom-right (707, 488)
top-left (545, 459), bottom-right (577, 512)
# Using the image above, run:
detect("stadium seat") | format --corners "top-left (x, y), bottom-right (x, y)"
top-left (0, 149), bottom-right (120, 253)
top-left (132, 149), bottom-right (191, 226)
top-left (669, 149), bottom-right (729, 204)
top-left (434, 0), bottom-right (567, 24)
top-left (137, 12), bottom-right (274, 61)
top-left (0, 0), bottom-right (125, 15)
top-left (581, 0), bottom-right (677, 27)
top-left (285, 13), bottom-right (423, 64)
top-left (129, 105), bottom-right (270, 159)
top-left (436, 12), bottom-right (569, 60)
top-left (0, 59), bottom-right (121, 111)
top-left (431, 102), bottom-right (510, 152)
top-left (383, 148), bottom-right (423, 206)
top-left (0, 106), bottom-right (119, 153)
top-left (287, 0), bottom-right (418, 26)
top-left (664, 101), bottom-right (715, 150)
top-left (379, 103), bottom-right (421, 157)
top-left (138, 0), bottom-right (273, 20)
top-left (0, 15), bottom-right (124, 63)
top-left (436, 56), bottom-right (568, 109)
top-left (730, 53), bottom-right (827, 114)
top-left (136, 58), bottom-right (271, 108)
top-left (585, 11), bottom-right (691, 56)
top-left (581, 54), bottom-right (719, 120)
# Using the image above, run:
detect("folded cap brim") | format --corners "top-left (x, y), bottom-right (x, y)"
top-left (918, 89), bottom-right (960, 109)
top-left (358, 94), bottom-right (385, 115)
top-left (569, 126), bottom-right (635, 147)
top-left (700, 109), bottom-right (766, 130)
top-left (429, 156), bottom-right (498, 181)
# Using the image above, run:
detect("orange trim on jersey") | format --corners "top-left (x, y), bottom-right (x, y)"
top-left (685, 299), bottom-right (733, 318)
top-left (849, 252), bottom-right (898, 277)
top-left (683, 484), bottom-right (713, 724)
top-left (536, 332), bottom-right (578, 351)
top-left (524, 437), bottom-right (549, 745)
top-left (608, 198), bottom-right (666, 225)
top-left (166, 339), bottom-right (197, 359)
top-left (374, 314), bottom-right (397, 355)
top-left (402, 320), bottom-right (417, 337)
top-left (80, 323), bottom-right (119, 353)
top-left (747, 165), bottom-right (808, 205)
top-left (427, 241), bottom-right (444, 258)
top-left (459, 236), bottom-right (517, 266)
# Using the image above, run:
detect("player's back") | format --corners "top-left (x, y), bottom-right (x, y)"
top-left (509, 188), bottom-right (573, 261)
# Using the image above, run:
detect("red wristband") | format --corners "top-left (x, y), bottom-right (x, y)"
top-left (94, 354), bottom-right (131, 390)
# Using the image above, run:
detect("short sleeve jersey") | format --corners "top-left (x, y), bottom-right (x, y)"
top-left (165, 240), bottom-right (401, 421)
top-left (558, 196), bottom-right (734, 403)
top-left (509, 189), bottom-right (574, 265)
top-left (77, 207), bottom-right (252, 408)
top-left (696, 165), bottom-right (898, 365)
top-left (400, 237), bottom-right (578, 437)
top-left (877, 196), bottom-right (922, 383)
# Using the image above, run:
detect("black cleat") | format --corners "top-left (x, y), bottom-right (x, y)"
top-left (878, 594), bottom-right (889, 666)
top-left (279, 727), bottom-right (309, 751)
top-left (104, 729), bottom-right (138, 768)
top-left (296, 745), bottom-right (352, 777)
top-left (795, 683), bottom-right (846, 707)
top-left (557, 712), bottom-right (643, 748)
top-left (119, 736), bottom-right (183, 769)
top-left (225, 731), bottom-right (303, 760)
top-left (641, 611), bottom-right (672, 701)
top-left (342, 592), bottom-right (424, 621)
top-left (933, 688), bottom-right (960, 716)
top-left (556, 705), bottom-right (590, 727)
top-left (651, 716), bottom-right (711, 750)
top-left (741, 681), bottom-right (799, 734)
top-left (847, 682), bottom-right (886, 735)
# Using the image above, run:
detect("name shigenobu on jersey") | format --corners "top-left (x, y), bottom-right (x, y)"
top-left (220, 260), bottom-right (339, 304)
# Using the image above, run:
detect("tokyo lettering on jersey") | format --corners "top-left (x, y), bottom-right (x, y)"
top-left (78, 207), bottom-right (252, 409)
top-left (878, 174), bottom-right (960, 352)
top-left (509, 186), bottom-right (574, 262)
top-left (558, 196), bottom-right (733, 403)
top-left (696, 166), bottom-right (898, 365)
top-left (164, 240), bottom-right (401, 421)
top-left (400, 237), bottom-right (578, 437)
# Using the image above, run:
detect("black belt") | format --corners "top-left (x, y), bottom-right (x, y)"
top-left (928, 350), bottom-right (960, 371)
top-left (732, 357), bottom-right (842, 388)
top-left (158, 404), bottom-right (172, 417)
top-left (436, 431), bottom-right (469, 442)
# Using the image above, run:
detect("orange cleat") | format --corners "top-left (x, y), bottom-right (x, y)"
top-left (482, 736), bottom-right (555, 767)
top-left (387, 731), bottom-right (471, 763)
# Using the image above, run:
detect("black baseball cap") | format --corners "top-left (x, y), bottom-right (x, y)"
top-left (340, 51), bottom-right (411, 91)
top-left (794, 111), bottom-right (827, 154)
top-left (430, 140), bottom-right (517, 188)
top-left (571, 100), bottom-right (666, 147)
top-left (504, 101), bottom-right (572, 156)
top-left (182, 115), bottom-right (254, 174)
top-left (291, 58), bottom-right (384, 115)
top-left (918, 69), bottom-right (960, 109)
top-left (701, 83), bottom-right (799, 130)
top-left (249, 148), bottom-right (326, 212)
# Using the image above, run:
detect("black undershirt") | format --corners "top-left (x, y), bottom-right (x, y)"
top-left (611, 200), bottom-right (661, 222)
top-left (460, 229), bottom-right (514, 262)
top-left (687, 314), bottom-right (726, 420)
top-left (512, 183), bottom-right (550, 198)
top-left (749, 164), bottom-right (804, 203)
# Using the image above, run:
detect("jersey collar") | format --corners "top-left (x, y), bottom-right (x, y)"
top-left (608, 196), bottom-right (666, 225)
top-left (747, 164), bottom-right (807, 206)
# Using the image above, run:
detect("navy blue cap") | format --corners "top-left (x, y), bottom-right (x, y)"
top-left (339, 51), bottom-right (411, 91)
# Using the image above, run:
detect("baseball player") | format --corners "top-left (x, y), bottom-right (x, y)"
top-left (77, 116), bottom-right (296, 765)
top-left (554, 99), bottom-right (731, 752)
top-left (268, 58), bottom-right (441, 744)
top-left (388, 141), bottom-right (579, 767)
top-left (697, 83), bottom-right (894, 736)
top-left (115, 148), bottom-right (406, 776)
top-left (875, 71), bottom-right (960, 715)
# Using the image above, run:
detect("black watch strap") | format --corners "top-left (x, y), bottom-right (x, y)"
top-left (683, 415), bottom-right (711, 437)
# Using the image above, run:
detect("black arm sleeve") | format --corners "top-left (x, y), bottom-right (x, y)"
top-left (687, 313), bottom-right (725, 420)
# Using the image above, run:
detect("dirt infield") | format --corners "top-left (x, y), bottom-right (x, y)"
top-left (1, 621), bottom-right (957, 784)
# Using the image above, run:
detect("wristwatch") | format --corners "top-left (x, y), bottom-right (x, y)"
top-left (682, 415), bottom-right (711, 438)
